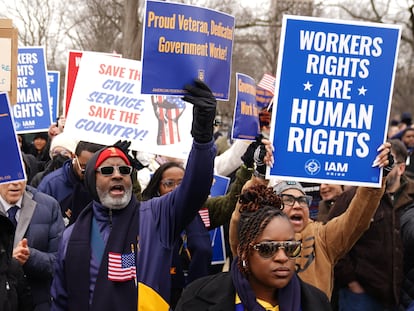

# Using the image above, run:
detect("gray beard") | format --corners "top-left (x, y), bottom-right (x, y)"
top-left (97, 186), bottom-right (132, 210)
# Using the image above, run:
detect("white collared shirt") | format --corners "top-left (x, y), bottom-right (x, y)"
top-left (0, 195), bottom-right (23, 222)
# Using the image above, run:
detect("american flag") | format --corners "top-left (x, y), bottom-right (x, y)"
top-left (108, 252), bottom-right (136, 282)
top-left (198, 207), bottom-right (210, 228)
top-left (257, 74), bottom-right (276, 95)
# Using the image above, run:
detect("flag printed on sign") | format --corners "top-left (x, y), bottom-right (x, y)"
top-left (108, 252), bottom-right (136, 282)
top-left (151, 96), bottom-right (187, 145)
top-left (257, 74), bottom-right (276, 95)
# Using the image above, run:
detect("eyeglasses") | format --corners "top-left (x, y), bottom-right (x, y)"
top-left (75, 157), bottom-right (86, 175)
top-left (280, 194), bottom-right (312, 208)
top-left (161, 179), bottom-right (182, 188)
top-left (251, 241), bottom-right (302, 259)
top-left (96, 165), bottom-right (132, 176)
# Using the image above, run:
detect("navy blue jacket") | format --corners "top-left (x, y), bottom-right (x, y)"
top-left (0, 186), bottom-right (65, 310)
top-left (37, 160), bottom-right (92, 225)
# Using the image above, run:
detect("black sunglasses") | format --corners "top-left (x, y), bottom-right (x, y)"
top-left (96, 165), bottom-right (132, 176)
top-left (251, 241), bottom-right (301, 259)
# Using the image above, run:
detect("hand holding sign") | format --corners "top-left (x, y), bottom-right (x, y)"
top-left (183, 79), bottom-right (217, 143)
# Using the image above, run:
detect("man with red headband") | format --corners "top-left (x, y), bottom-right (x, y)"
top-left (51, 80), bottom-right (217, 311)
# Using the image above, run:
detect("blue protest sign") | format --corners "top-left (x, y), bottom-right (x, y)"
top-left (209, 174), bottom-right (230, 265)
top-left (48, 71), bottom-right (60, 121)
top-left (0, 93), bottom-right (26, 184)
top-left (256, 87), bottom-right (273, 109)
top-left (269, 16), bottom-right (401, 187)
top-left (210, 174), bottom-right (230, 197)
top-left (232, 73), bottom-right (260, 140)
top-left (13, 47), bottom-right (52, 133)
top-left (141, 0), bottom-right (235, 100)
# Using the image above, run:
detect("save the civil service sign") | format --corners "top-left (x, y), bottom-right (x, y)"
top-left (269, 15), bottom-right (401, 187)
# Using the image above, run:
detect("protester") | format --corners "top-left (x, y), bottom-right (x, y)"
top-left (316, 184), bottom-right (344, 223)
top-left (37, 141), bottom-right (104, 226)
top-left (0, 177), bottom-right (65, 311)
top-left (400, 127), bottom-right (414, 179)
top-left (18, 135), bottom-right (39, 184)
top-left (176, 184), bottom-right (331, 311)
top-left (328, 139), bottom-right (414, 310)
top-left (30, 132), bottom-right (78, 188)
top-left (27, 132), bottom-right (51, 172)
top-left (50, 79), bottom-right (217, 311)
top-left (142, 161), bottom-right (212, 309)
top-left (230, 142), bottom-right (392, 299)
top-left (47, 132), bottom-right (77, 160)
top-left (0, 211), bottom-right (33, 311)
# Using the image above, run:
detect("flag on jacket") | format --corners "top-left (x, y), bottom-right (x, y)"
top-left (198, 207), bottom-right (210, 228)
top-left (257, 74), bottom-right (276, 95)
top-left (108, 252), bottom-right (136, 282)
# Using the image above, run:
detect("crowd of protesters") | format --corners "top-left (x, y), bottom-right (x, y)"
top-left (2, 80), bottom-right (414, 311)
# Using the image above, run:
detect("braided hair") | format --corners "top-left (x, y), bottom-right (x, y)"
top-left (237, 184), bottom-right (288, 274)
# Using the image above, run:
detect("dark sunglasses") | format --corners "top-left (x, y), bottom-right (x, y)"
top-left (251, 241), bottom-right (301, 259)
top-left (96, 165), bottom-right (132, 176)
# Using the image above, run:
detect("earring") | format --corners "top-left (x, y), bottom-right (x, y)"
top-left (242, 260), bottom-right (247, 268)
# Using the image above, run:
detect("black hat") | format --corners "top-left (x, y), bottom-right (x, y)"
top-left (401, 112), bottom-right (412, 126)
top-left (33, 132), bottom-right (49, 141)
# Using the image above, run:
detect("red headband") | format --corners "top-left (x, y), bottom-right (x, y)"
top-left (95, 147), bottom-right (130, 169)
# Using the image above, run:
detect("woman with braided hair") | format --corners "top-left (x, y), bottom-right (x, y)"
top-left (175, 184), bottom-right (331, 311)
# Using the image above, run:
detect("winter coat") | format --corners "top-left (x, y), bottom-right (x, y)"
top-left (328, 177), bottom-right (414, 308)
top-left (0, 187), bottom-right (65, 310)
top-left (175, 272), bottom-right (331, 311)
top-left (51, 140), bottom-right (216, 311)
top-left (0, 212), bottom-right (33, 311)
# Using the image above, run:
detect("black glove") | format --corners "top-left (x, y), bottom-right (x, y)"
top-left (253, 143), bottom-right (267, 178)
top-left (113, 140), bottom-right (131, 153)
top-left (241, 135), bottom-right (263, 168)
top-left (183, 79), bottom-right (217, 143)
top-left (113, 140), bottom-right (146, 171)
top-left (382, 150), bottom-right (395, 177)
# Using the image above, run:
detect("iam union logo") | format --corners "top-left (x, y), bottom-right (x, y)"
top-left (304, 159), bottom-right (321, 176)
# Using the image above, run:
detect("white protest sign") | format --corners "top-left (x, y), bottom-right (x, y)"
top-left (64, 53), bottom-right (193, 158)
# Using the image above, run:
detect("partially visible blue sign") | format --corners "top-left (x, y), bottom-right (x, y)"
top-left (269, 16), bottom-right (401, 187)
top-left (232, 73), bottom-right (260, 141)
top-left (0, 93), bottom-right (26, 184)
top-left (48, 71), bottom-right (60, 121)
top-left (14, 47), bottom-right (52, 133)
top-left (209, 174), bottom-right (230, 265)
top-left (141, 0), bottom-right (235, 100)
top-left (256, 87), bottom-right (273, 108)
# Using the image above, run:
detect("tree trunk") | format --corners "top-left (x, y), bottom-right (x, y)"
top-left (122, 0), bottom-right (141, 60)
